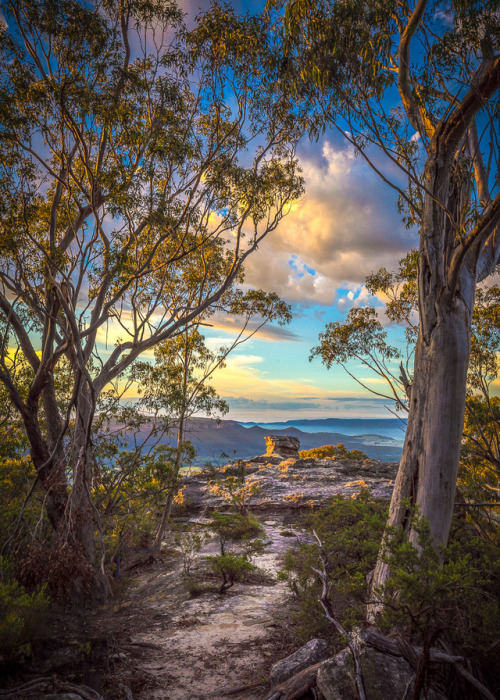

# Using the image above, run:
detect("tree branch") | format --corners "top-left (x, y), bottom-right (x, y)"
top-left (398, 0), bottom-right (433, 142)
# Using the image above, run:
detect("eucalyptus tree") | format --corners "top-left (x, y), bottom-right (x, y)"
top-left (131, 289), bottom-right (290, 549)
top-left (0, 0), bottom-right (303, 591)
top-left (312, 253), bottom-right (500, 514)
top-left (272, 0), bottom-right (500, 598)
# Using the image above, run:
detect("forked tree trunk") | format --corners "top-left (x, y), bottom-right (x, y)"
top-left (366, 52), bottom-right (500, 614)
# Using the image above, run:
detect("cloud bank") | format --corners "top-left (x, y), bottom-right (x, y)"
top-left (244, 141), bottom-right (416, 306)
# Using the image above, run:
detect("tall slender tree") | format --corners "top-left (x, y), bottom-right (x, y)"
top-left (0, 0), bottom-right (303, 592)
top-left (272, 0), bottom-right (500, 603)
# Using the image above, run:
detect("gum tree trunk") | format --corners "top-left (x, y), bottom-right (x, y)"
top-left (68, 381), bottom-right (108, 599)
top-left (371, 271), bottom-right (475, 598)
top-left (369, 55), bottom-right (500, 612)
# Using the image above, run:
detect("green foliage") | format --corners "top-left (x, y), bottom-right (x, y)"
top-left (281, 494), bottom-right (500, 686)
top-left (299, 444), bottom-right (368, 461)
top-left (0, 0), bottom-right (303, 583)
top-left (208, 469), bottom-right (262, 514)
top-left (0, 562), bottom-right (48, 663)
top-left (174, 525), bottom-right (210, 576)
top-left (380, 512), bottom-right (500, 687)
top-left (279, 490), bottom-right (387, 643)
top-left (0, 409), bottom-right (48, 559)
top-left (310, 306), bottom-right (408, 412)
top-left (207, 553), bottom-right (255, 594)
top-left (208, 511), bottom-right (263, 556)
top-left (93, 443), bottom-right (191, 562)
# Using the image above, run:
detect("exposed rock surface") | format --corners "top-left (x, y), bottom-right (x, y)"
top-left (270, 638), bottom-right (330, 685)
top-left (184, 456), bottom-right (398, 513)
top-left (265, 434), bottom-right (300, 458)
top-left (317, 647), bottom-right (443, 700)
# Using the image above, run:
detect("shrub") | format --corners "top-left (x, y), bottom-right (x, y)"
top-left (380, 511), bottom-right (500, 692)
top-left (280, 492), bottom-right (500, 693)
top-left (278, 489), bottom-right (387, 643)
top-left (15, 541), bottom-right (94, 600)
top-left (208, 511), bottom-right (263, 555)
top-left (0, 575), bottom-right (48, 663)
top-left (174, 525), bottom-right (210, 575)
top-left (182, 576), bottom-right (212, 598)
top-left (299, 443), bottom-right (368, 460)
top-left (207, 553), bottom-right (255, 594)
top-left (207, 466), bottom-right (261, 514)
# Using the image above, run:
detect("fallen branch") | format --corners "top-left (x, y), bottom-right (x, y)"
top-left (206, 680), bottom-right (264, 696)
top-left (312, 529), bottom-right (367, 700)
top-left (266, 662), bottom-right (323, 700)
top-left (0, 678), bottom-right (103, 699)
top-left (124, 554), bottom-right (156, 571)
top-left (124, 640), bottom-right (163, 651)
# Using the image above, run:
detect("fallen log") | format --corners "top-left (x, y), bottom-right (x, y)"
top-left (0, 678), bottom-right (103, 699)
top-left (266, 661), bottom-right (322, 700)
top-left (362, 630), bottom-right (463, 665)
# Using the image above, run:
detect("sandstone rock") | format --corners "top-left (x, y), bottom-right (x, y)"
top-left (183, 458), bottom-right (399, 513)
top-left (248, 454), bottom-right (282, 465)
top-left (265, 435), bottom-right (300, 458)
top-left (270, 638), bottom-right (330, 685)
top-left (217, 462), bottom-right (260, 476)
top-left (317, 647), bottom-right (443, 700)
top-left (279, 457), bottom-right (316, 469)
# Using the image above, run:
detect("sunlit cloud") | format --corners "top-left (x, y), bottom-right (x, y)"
top-left (202, 312), bottom-right (301, 343)
top-left (243, 141), bottom-right (417, 306)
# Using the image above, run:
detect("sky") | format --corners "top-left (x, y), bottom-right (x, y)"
top-left (127, 0), bottom-right (419, 423)
top-left (199, 136), bottom-right (417, 422)
top-left (0, 0), bottom-right (421, 426)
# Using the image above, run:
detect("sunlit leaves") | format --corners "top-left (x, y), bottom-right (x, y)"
top-left (311, 307), bottom-right (400, 368)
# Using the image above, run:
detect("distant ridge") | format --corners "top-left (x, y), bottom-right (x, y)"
top-left (238, 417), bottom-right (407, 440)
top-left (119, 416), bottom-right (405, 464)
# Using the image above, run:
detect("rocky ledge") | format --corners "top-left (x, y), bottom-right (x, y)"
top-left (183, 435), bottom-right (398, 513)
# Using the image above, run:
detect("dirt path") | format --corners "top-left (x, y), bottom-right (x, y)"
top-left (97, 517), bottom-right (300, 700)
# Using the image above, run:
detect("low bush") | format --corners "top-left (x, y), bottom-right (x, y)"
top-left (0, 569), bottom-right (48, 663)
top-left (208, 511), bottom-right (263, 555)
top-left (279, 491), bottom-right (500, 695)
top-left (278, 489), bottom-right (387, 643)
top-left (299, 443), bottom-right (368, 460)
top-left (207, 553), bottom-right (255, 594)
top-left (380, 511), bottom-right (500, 693)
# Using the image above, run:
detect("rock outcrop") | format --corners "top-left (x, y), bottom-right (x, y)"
top-left (265, 435), bottom-right (300, 459)
top-left (183, 454), bottom-right (398, 513)
top-left (270, 638), bottom-right (330, 685)
top-left (317, 646), bottom-right (444, 699)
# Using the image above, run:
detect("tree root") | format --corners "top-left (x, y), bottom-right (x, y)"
top-left (0, 677), bottom-right (103, 699)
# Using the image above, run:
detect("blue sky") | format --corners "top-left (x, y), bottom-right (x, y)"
top-left (199, 135), bottom-right (418, 421)
top-left (101, 0), bottom-right (420, 422)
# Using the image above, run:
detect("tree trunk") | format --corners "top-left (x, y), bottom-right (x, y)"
top-left (370, 260), bottom-right (475, 617)
top-left (67, 382), bottom-right (107, 600)
top-left (153, 413), bottom-right (186, 550)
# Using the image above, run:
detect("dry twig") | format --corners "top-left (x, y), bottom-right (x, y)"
top-left (311, 529), bottom-right (367, 700)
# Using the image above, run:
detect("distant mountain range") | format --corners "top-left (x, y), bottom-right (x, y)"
top-left (238, 417), bottom-right (407, 440)
top-left (122, 417), bottom-right (405, 464)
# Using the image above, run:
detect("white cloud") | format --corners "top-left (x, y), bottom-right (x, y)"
top-left (243, 140), bottom-right (416, 306)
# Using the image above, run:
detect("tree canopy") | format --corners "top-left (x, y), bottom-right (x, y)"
top-left (0, 0), bottom-right (303, 591)
top-left (271, 0), bottom-right (500, 607)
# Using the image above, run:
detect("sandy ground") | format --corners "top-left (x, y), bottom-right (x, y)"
top-left (95, 517), bottom-right (301, 700)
